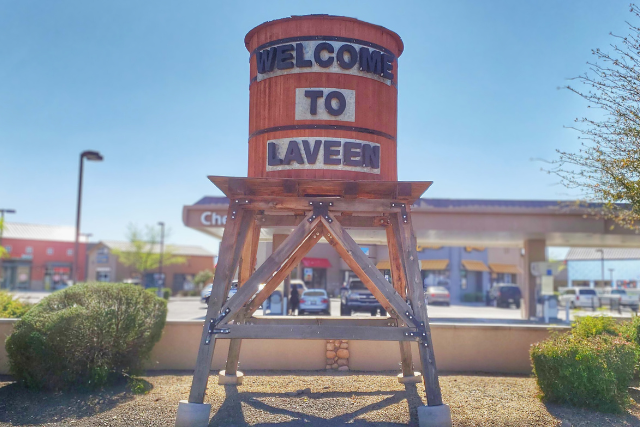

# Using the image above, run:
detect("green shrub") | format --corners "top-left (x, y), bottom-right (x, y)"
top-left (572, 315), bottom-right (620, 338)
top-left (531, 333), bottom-right (637, 412)
top-left (620, 315), bottom-right (640, 359)
top-left (5, 282), bottom-right (167, 390)
top-left (0, 291), bottom-right (31, 318)
top-left (146, 287), bottom-right (171, 300)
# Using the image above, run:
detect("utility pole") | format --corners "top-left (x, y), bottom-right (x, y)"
top-left (158, 222), bottom-right (165, 298)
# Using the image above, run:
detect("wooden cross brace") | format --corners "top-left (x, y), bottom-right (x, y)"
top-left (187, 197), bottom-right (443, 408)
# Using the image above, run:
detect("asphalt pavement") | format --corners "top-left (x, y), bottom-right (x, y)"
top-left (167, 297), bottom-right (525, 321)
top-left (11, 292), bottom-right (635, 323)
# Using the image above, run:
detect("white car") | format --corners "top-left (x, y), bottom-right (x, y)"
top-left (298, 289), bottom-right (330, 315)
top-left (560, 288), bottom-right (600, 309)
top-left (599, 288), bottom-right (640, 309)
top-left (426, 286), bottom-right (450, 306)
top-left (289, 279), bottom-right (308, 294)
top-left (201, 281), bottom-right (238, 304)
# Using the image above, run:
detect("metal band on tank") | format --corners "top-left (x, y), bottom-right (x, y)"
top-left (248, 124), bottom-right (396, 141)
top-left (249, 75), bottom-right (398, 90)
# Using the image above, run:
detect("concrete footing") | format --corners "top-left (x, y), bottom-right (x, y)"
top-left (397, 372), bottom-right (422, 384)
top-left (218, 370), bottom-right (244, 385)
top-left (417, 404), bottom-right (452, 427)
top-left (175, 400), bottom-right (211, 427)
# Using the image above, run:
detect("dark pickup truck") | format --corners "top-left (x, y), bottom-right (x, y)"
top-left (340, 279), bottom-right (386, 316)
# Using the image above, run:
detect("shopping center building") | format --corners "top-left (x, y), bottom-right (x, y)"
top-left (0, 222), bottom-right (88, 290)
top-left (187, 195), bottom-right (640, 305)
top-left (183, 197), bottom-right (524, 302)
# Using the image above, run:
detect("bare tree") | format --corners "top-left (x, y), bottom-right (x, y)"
top-left (112, 224), bottom-right (186, 283)
top-left (550, 4), bottom-right (640, 230)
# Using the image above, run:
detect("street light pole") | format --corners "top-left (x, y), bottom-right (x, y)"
top-left (0, 209), bottom-right (16, 289)
top-left (73, 150), bottom-right (103, 285)
top-left (157, 222), bottom-right (165, 298)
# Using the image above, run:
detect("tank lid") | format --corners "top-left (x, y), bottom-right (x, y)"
top-left (244, 14), bottom-right (404, 56)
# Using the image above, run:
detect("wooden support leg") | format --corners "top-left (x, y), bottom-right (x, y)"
top-left (386, 221), bottom-right (417, 381)
top-left (224, 221), bottom-right (261, 378)
top-left (397, 341), bottom-right (421, 383)
top-left (188, 207), bottom-right (254, 404)
top-left (222, 339), bottom-right (243, 378)
top-left (391, 211), bottom-right (444, 406)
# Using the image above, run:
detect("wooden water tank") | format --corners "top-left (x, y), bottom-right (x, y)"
top-left (245, 15), bottom-right (403, 181)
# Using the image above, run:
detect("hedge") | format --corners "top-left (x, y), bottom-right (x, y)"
top-left (0, 291), bottom-right (31, 318)
top-left (531, 332), bottom-right (637, 412)
top-left (5, 282), bottom-right (167, 390)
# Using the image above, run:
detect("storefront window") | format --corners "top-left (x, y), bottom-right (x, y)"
top-left (491, 273), bottom-right (516, 285)
top-left (44, 265), bottom-right (71, 291)
top-left (2, 261), bottom-right (32, 290)
top-left (96, 247), bottom-right (109, 264)
top-left (303, 268), bottom-right (327, 289)
top-left (618, 280), bottom-right (638, 288)
top-left (572, 280), bottom-right (590, 287)
top-left (96, 270), bottom-right (111, 282)
top-left (422, 270), bottom-right (450, 288)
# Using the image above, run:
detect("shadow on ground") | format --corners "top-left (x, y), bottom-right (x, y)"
top-left (208, 382), bottom-right (423, 427)
top-left (0, 375), bottom-right (151, 425)
top-left (542, 388), bottom-right (640, 427)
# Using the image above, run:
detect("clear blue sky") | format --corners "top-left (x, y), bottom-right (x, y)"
top-left (0, 0), bottom-right (632, 253)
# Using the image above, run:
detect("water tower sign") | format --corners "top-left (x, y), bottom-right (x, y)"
top-left (245, 15), bottom-right (404, 181)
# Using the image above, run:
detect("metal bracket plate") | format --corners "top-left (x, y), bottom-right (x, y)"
top-left (403, 310), bottom-right (429, 347)
top-left (204, 307), bottom-right (232, 345)
top-left (308, 201), bottom-right (333, 223)
top-left (391, 202), bottom-right (408, 223)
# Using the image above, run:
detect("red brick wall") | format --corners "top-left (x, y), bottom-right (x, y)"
top-left (2, 238), bottom-right (87, 284)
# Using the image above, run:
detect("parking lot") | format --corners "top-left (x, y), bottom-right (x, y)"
top-left (168, 297), bottom-right (525, 321)
top-left (12, 292), bottom-right (637, 323)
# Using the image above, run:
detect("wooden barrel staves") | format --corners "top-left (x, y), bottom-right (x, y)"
top-left (245, 15), bottom-right (404, 181)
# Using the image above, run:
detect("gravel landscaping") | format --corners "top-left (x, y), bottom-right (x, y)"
top-left (1, 371), bottom-right (640, 426)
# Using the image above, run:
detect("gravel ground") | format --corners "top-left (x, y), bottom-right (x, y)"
top-left (1, 372), bottom-right (640, 426)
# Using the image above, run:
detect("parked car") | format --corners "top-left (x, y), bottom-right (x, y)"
top-left (559, 288), bottom-right (600, 309)
top-left (426, 286), bottom-right (450, 306)
top-left (201, 281), bottom-right (238, 305)
top-left (298, 289), bottom-right (330, 315)
top-left (340, 279), bottom-right (386, 316)
top-left (489, 284), bottom-right (522, 309)
top-left (598, 288), bottom-right (639, 309)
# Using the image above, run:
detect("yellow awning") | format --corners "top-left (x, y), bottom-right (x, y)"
top-left (461, 260), bottom-right (490, 272)
top-left (376, 259), bottom-right (449, 270)
top-left (421, 259), bottom-right (449, 270)
top-left (416, 245), bottom-right (442, 251)
top-left (376, 260), bottom-right (391, 270)
top-left (489, 263), bottom-right (522, 274)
